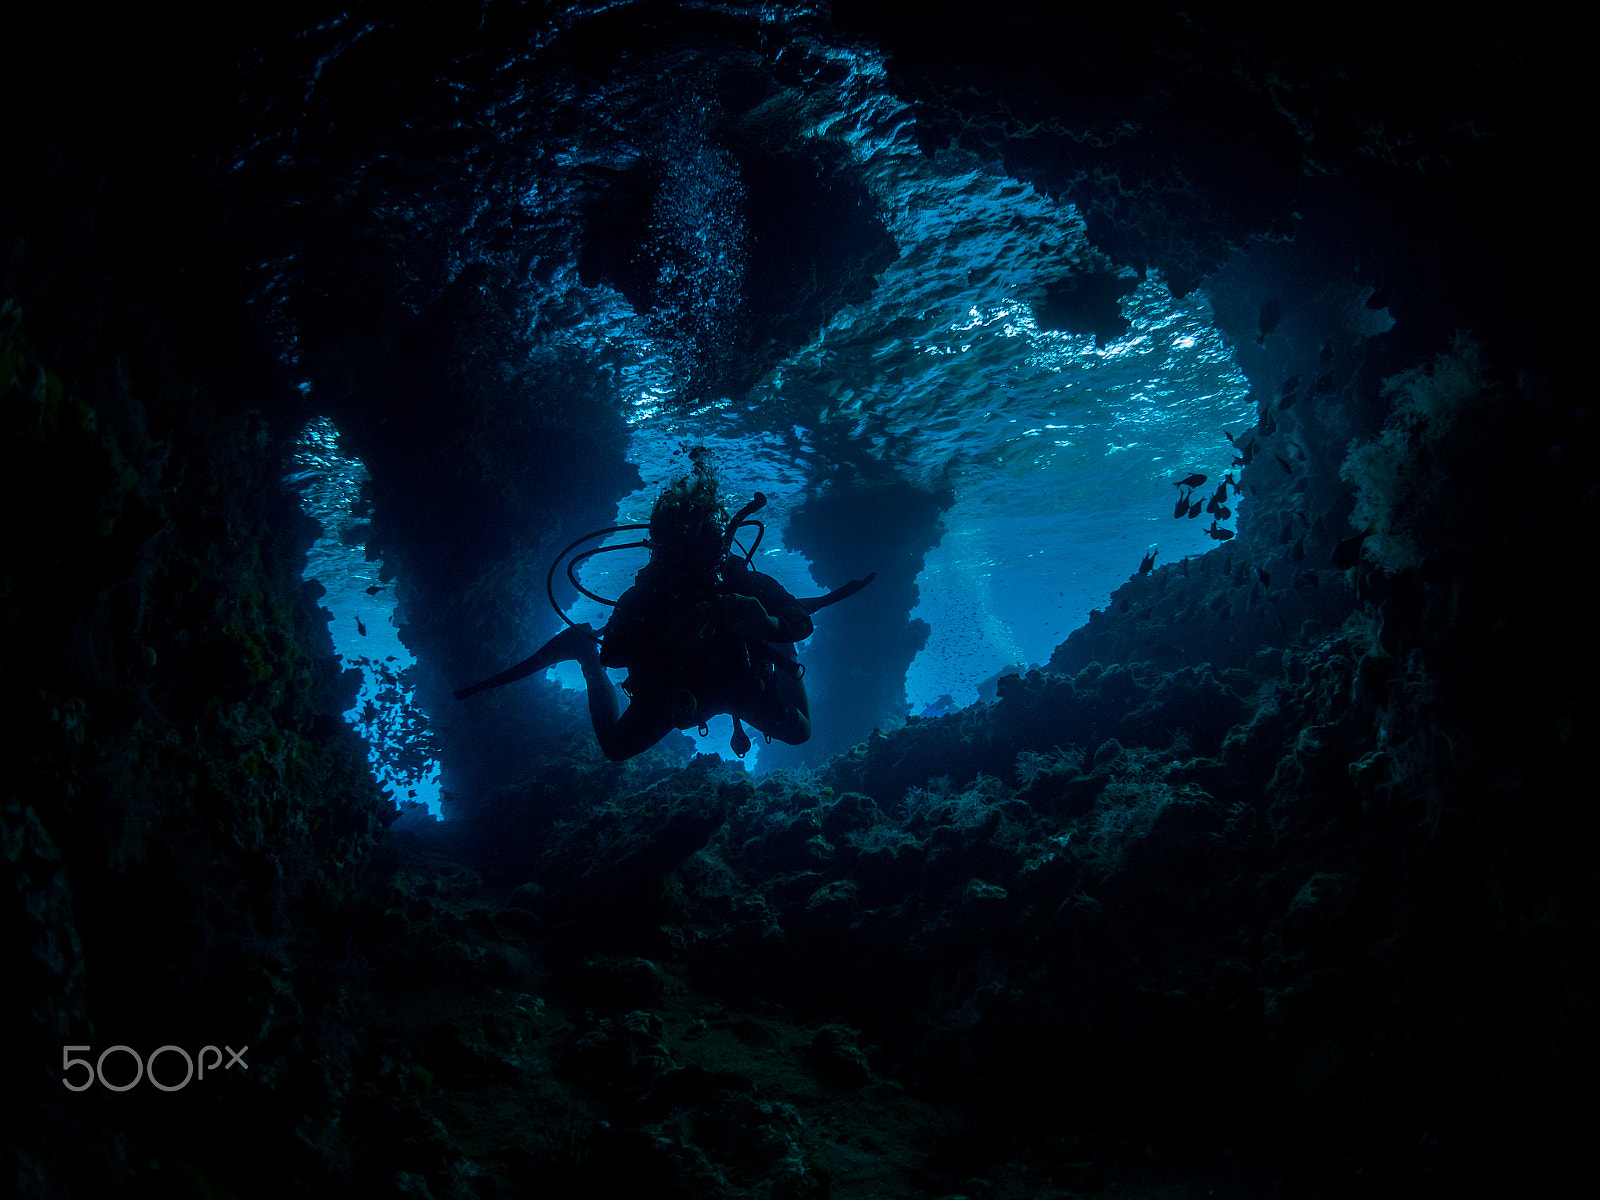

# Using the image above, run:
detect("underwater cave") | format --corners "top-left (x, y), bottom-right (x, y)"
top-left (4, 4), bottom-right (1593, 1197)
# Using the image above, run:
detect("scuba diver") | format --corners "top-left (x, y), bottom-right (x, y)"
top-left (453, 466), bottom-right (873, 762)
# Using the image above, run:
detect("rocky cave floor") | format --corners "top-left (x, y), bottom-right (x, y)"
top-left (345, 838), bottom-right (1395, 1200)
top-left (309, 631), bottom-right (1482, 1200)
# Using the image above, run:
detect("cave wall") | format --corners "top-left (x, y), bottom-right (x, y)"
top-left (2, 9), bottom-right (395, 1192)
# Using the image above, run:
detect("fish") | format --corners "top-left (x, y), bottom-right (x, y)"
top-left (365, 585), bottom-right (386, 595)
top-left (1256, 297), bottom-right (1282, 345)
top-left (1138, 548), bottom-right (1159, 575)
top-left (1281, 375), bottom-right (1300, 395)
top-left (1242, 439), bottom-right (1258, 466)
top-left (1207, 521), bottom-right (1235, 541)
top-left (1174, 491), bottom-right (1192, 519)
top-left (1332, 524), bottom-right (1375, 569)
top-left (1174, 473), bottom-right (1207, 489)
top-left (1259, 408), bottom-right (1277, 437)
top-left (356, 617), bottom-right (368, 636)
top-left (1256, 566), bottom-right (1271, 587)
top-left (1215, 505), bottom-right (1231, 520)
top-left (1188, 500), bottom-right (1203, 518)
top-left (1275, 452), bottom-right (1294, 474)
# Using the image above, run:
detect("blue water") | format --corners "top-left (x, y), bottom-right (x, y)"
top-left (289, 418), bottom-right (445, 814)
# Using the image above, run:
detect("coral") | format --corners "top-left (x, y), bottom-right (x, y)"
top-left (1070, 744), bottom-right (1196, 877)
top-left (1014, 745), bottom-right (1085, 788)
top-left (1340, 334), bottom-right (1489, 573)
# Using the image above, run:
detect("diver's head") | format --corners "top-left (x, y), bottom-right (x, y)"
top-left (648, 467), bottom-right (727, 573)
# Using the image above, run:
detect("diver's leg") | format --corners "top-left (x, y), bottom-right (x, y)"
top-left (598, 701), bottom-right (677, 762)
top-left (569, 642), bottom-right (675, 761)
top-left (454, 623), bottom-right (599, 699)
top-left (735, 649), bottom-right (811, 746)
top-left (766, 665), bottom-right (812, 745)
top-left (572, 642), bottom-right (619, 730)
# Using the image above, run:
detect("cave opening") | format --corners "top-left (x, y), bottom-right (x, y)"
top-left (271, 26), bottom-right (1276, 788)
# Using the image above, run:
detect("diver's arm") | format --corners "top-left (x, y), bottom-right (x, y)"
top-left (713, 594), bottom-right (782, 641)
top-left (729, 574), bottom-right (813, 642)
top-left (599, 586), bottom-right (648, 668)
top-left (768, 597), bottom-right (813, 642)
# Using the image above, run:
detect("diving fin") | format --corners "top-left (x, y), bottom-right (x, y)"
top-left (454, 623), bottom-right (598, 700)
top-left (800, 572), bottom-right (876, 615)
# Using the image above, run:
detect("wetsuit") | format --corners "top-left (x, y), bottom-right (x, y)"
top-left (601, 553), bottom-right (812, 733)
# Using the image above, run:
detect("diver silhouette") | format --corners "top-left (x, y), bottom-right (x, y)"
top-left (453, 468), bottom-right (873, 761)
